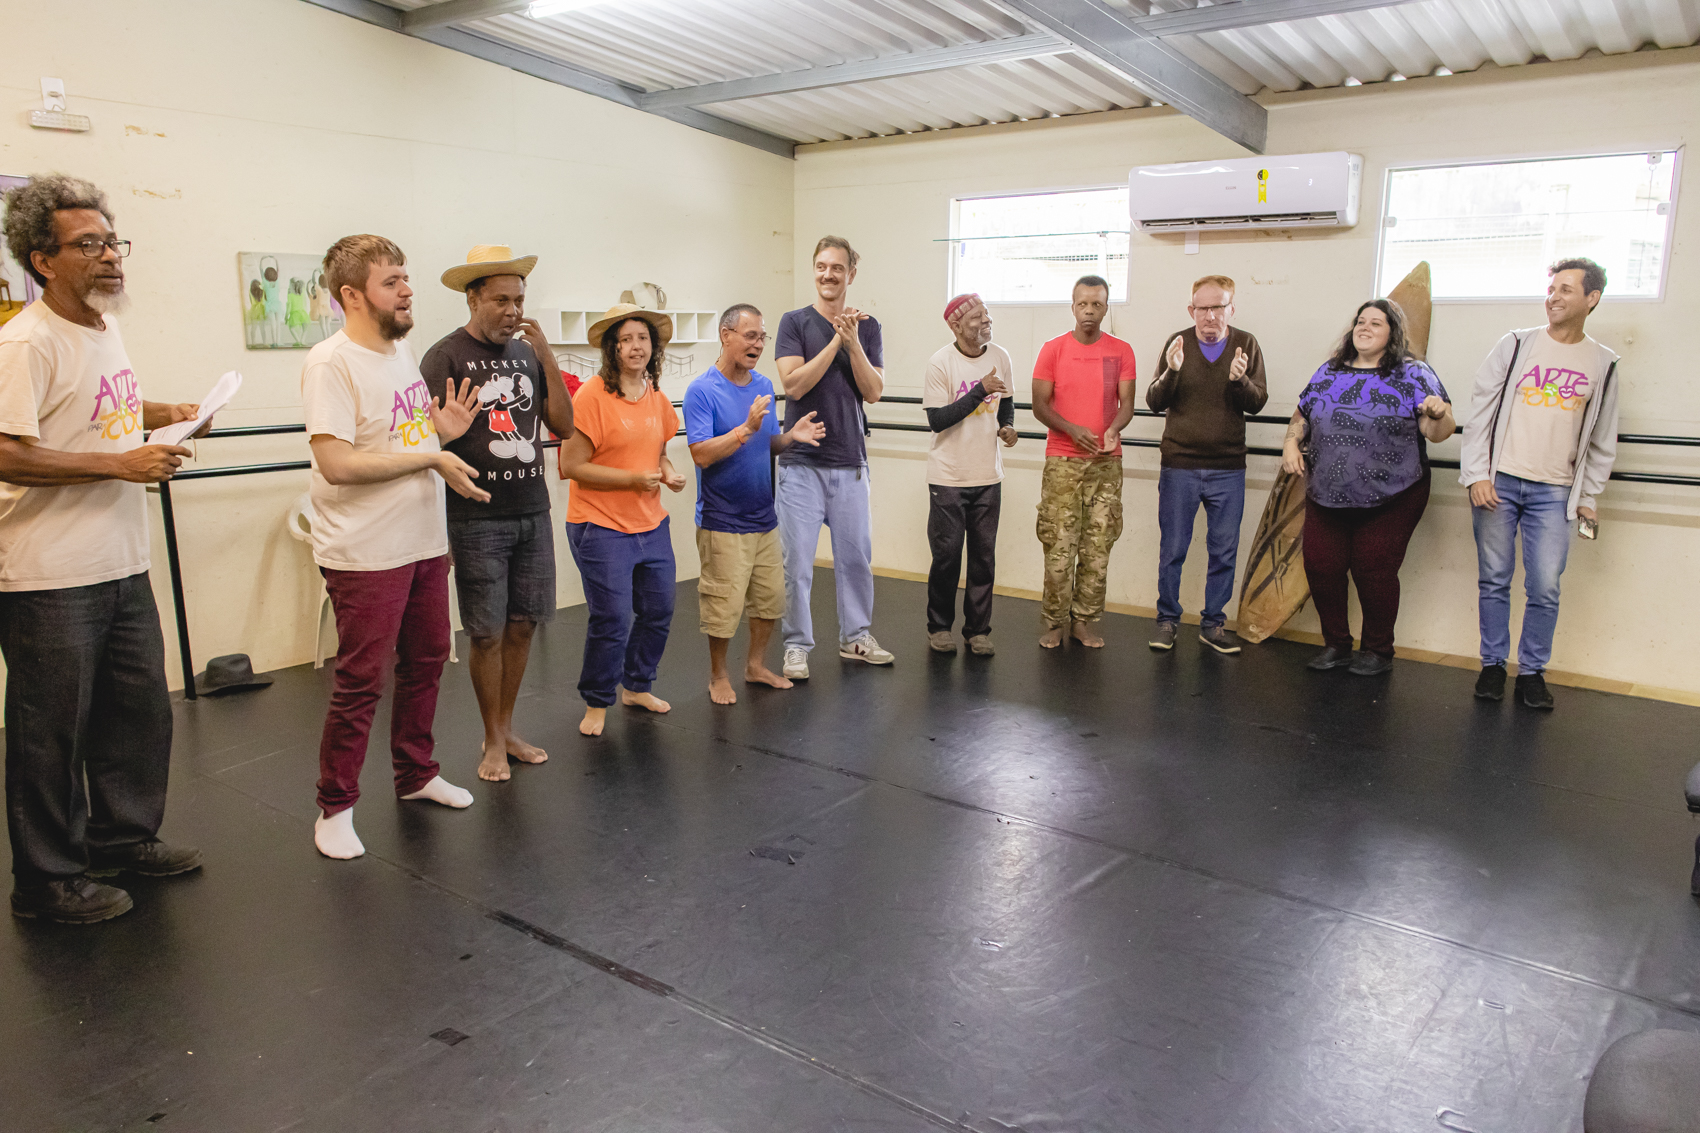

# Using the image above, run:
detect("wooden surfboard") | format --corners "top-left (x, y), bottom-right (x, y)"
top-left (1235, 261), bottom-right (1433, 642)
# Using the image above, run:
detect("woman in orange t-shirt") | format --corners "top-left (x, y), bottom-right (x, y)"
top-left (559, 306), bottom-right (685, 737)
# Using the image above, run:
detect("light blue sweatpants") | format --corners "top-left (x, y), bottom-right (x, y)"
top-left (776, 463), bottom-right (875, 651)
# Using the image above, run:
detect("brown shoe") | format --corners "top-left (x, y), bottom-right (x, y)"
top-left (12, 876), bottom-right (134, 924)
top-left (967, 634), bottom-right (995, 656)
top-left (928, 631), bottom-right (957, 653)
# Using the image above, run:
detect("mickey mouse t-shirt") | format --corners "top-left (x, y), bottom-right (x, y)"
top-left (302, 331), bottom-right (448, 571)
top-left (1297, 358), bottom-right (1449, 508)
top-left (420, 328), bottom-right (550, 521)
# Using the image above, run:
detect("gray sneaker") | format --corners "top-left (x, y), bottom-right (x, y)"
top-left (782, 646), bottom-right (810, 680)
top-left (928, 631), bottom-right (957, 653)
top-left (840, 633), bottom-right (894, 665)
top-left (967, 634), bottom-right (995, 656)
top-left (1199, 625), bottom-right (1243, 654)
top-left (1148, 621), bottom-right (1178, 651)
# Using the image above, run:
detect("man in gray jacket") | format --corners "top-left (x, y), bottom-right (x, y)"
top-left (1459, 257), bottom-right (1619, 710)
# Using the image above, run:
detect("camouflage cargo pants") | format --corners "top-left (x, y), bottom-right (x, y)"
top-left (1036, 456), bottom-right (1124, 627)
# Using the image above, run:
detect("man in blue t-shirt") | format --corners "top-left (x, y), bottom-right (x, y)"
top-left (685, 304), bottom-right (826, 705)
top-left (774, 235), bottom-right (891, 680)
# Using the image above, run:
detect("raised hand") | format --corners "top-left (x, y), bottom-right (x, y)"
top-left (433, 452), bottom-right (490, 501)
top-left (979, 368), bottom-right (1009, 397)
top-left (115, 444), bottom-right (192, 483)
top-left (430, 377), bottom-right (480, 443)
top-left (832, 308), bottom-right (867, 347)
top-left (1228, 346), bottom-right (1248, 382)
top-left (744, 393), bottom-right (773, 434)
top-left (788, 409), bottom-right (826, 447)
top-left (1165, 336), bottom-right (1185, 373)
top-left (517, 316), bottom-right (552, 359)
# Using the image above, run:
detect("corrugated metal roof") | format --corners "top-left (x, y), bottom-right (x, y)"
top-left (391, 0), bottom-right (1700, 144)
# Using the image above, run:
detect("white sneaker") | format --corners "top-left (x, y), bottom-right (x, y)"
top-left (783, 646), bottom-right (810, 680)
top-left (839, 633), bottom-right (895, 665)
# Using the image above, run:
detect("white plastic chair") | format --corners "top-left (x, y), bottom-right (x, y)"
top-left (284, 491), bottom-right (459, 666)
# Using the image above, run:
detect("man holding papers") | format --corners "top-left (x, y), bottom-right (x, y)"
top-left (0, 174), bottom-right (210, 924)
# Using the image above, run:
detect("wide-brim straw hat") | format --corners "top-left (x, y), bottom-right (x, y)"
top-left (441, 245), bottom-right (538, 292)
top-left (586, 303), bottom-right (674, 350)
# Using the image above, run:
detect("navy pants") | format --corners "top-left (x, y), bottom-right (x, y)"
top-left (0, 572), bottom-right (173, 882)
top-left (567, 518), bottom-right (676, 707)
top-left (1156, 467), bottom-right (1246, 628)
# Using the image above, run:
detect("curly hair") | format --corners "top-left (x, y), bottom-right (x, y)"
top-left (597, 316), bottom-right (663, 394)
top-left (2, 174), bottom-right (114, 287)
top-left (1329, 298), bottom-right (1409, 377)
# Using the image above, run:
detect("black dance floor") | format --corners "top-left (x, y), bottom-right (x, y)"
top-left (4, 572), bottom-right (1698, 1132)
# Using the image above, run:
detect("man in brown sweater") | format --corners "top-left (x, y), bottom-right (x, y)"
top-left (1144, 274), bottom-right (1268, 654)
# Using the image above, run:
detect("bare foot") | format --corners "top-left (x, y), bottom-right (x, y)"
top-left (1071, 621), bottom-right (1105, 648)
top-left (505, 735), bottom-right (548, 764)
top-left (580, 707), bottom-right (606, 736)
top-left (477, 743), bottom-right (511, 783)
top-left (1039, 625), bottom-right (1064, 649)
top-left (709, 674), bottom-right (737, 705)
top-left (745, 664), bottom-right (793, 690)
top-left (620, 689), bottom-right (671, 714)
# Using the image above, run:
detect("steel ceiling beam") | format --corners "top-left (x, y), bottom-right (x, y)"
top-left (399, 0), bottom-right (530, 32)
top-left (1134, 0), bottom-right (1426, 38)
top-left (297, 0), bottom-right (797, 157)
top-left (989, 0), bottom-right (1268, 152)
top-left (636, 33), bottom-right (1072, 109)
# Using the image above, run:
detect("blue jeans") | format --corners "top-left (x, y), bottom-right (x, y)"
top-left (566, 518), bottom-right (676, 707)
top-left (775, 463), bottom-right (874, 651)
top-left (0, 572), bottom-right (173, 882)
top-left (1472, 473), bottom-right (1572, 673)
top-left (1156, 468), bottom-right (1246, 627)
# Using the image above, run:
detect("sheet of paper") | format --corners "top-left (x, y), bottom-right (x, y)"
top-left (149, 370), bottom-right (242, 447)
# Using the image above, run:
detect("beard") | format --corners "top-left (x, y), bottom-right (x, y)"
top-left (83, 286), bottom-right (130, 316)
top-left (373, 305), bottom-right (414, 341)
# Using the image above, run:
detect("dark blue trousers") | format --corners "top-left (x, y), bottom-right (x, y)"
top-left (566, 518), bottom-right (676, 708)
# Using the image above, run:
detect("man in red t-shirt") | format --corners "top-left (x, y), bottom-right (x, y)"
top-left (1030, 275), bottom-right (1137, 649)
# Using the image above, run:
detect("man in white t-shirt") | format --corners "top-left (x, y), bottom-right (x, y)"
top-left (303, 235), bottom-right (489, 860)
top-left (922, 293), bottom-right (1018, 655)
top-left (1460, 257), bottom-right (1620, 711)
top-left (0, 175), bottom-right (210, 924)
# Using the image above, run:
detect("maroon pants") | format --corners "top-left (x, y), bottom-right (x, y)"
top-left (1302, 473), bottom-right (1430, 659)
top-left (316, 555), bottom-right (451, 816)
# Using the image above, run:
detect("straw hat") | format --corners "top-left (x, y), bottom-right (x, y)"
top-left (441, 245), bottom-right (538, 292)
top-left (586, 298), bottom-right (674, 351)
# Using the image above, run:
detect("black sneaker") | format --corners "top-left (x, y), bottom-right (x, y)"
top-left (1474, 664), bottom-right (1507, 701)
top-left (1349, 651), bottom-right (1393, 676)
top-left (12, 876), bottom-right (134, 924)
top-left (1515, 672), bottom-right (1555, 710)
top-left (1198, 626), bottom-right (1242, 654)
top-left (1692, 834), bottom-right (1700, 899)
top-left (1148, 622), bottom-right (1178, 651)
top-left (1685, 761), bottom-right (1699, 814)
top-left (87, 840), bottom-right (203, 878)
top-left (1306, 646), bottom-right (1354, 671)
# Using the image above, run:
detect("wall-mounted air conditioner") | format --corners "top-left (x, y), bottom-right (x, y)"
top-left (1129, 152), bottom-right (1363, 232)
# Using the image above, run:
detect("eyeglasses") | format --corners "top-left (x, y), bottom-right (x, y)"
top-left (1191, 304), bottom-right (1230, 315)
top-left (736, 332), bottom-right (769, 344)
top-left (51, 237), bottom-right (132, 259)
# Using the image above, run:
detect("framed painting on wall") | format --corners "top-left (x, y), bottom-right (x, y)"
top-left (0, 175), bottom-right (40, 328)
top-left (238, 251), bottom-right (342, 349)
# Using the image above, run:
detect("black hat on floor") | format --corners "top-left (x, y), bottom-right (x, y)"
top-left (194, 654), bottom-right (274, 697)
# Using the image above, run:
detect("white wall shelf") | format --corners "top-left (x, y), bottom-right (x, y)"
top-left (535, 307), bottom-right (720, 346)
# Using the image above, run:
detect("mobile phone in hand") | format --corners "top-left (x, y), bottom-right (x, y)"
top-left (1578, 516), bottom-right (1599, 540)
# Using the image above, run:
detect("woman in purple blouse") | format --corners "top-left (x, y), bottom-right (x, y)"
top-left (1280, 299), bottom-right (1456, 676)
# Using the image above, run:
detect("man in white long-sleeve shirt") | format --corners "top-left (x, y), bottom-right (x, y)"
top-left (1458, 257), bottom-right (1620, 710)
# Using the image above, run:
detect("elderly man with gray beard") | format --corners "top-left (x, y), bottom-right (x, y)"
top-left (0, 175), bottom-right (210, 924)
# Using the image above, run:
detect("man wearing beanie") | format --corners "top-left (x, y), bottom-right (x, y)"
top-left (922, 293), bottom-right (1017, 655)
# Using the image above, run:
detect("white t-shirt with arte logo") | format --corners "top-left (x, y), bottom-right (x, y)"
top-left (0, 303), bottom-right (150, 592)
top-left (1497, 329), bottom-right (1607, 487)
top-left (922, 341), bottom-right (1012, 487)
top-left (302, 331), bottom-right (447, 571)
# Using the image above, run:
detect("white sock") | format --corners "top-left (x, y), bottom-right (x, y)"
top-left (400, 775), bottom-right (474, 809)
top-left (314, 808), bottom-right (365, 859)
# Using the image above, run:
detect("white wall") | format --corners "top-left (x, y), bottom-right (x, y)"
top-left (794, 49), bottom-right (1700, 699)
top-left (0, 0), bottom-right (795, 688)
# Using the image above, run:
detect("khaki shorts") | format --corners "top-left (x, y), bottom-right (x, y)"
top-left (696, 527), bottom-right (784, 638)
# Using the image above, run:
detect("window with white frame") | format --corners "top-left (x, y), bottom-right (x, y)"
top-left (949, 188), bottom-right (1129, 303)
top-left (1378, 150), bottom-right (1680, 300)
